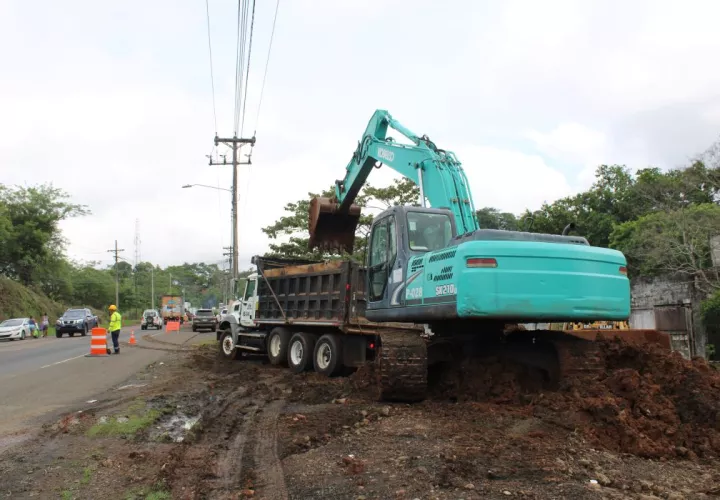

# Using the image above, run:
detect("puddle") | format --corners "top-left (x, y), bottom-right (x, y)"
top-left (148, 412), bottom-right (200, 443)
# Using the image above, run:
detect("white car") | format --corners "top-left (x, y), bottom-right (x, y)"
top-left (141, 309), bottom-right (163, 330)
top-left (0, 318), bottom-right (30, 340)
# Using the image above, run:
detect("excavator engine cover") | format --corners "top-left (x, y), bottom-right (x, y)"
top-left (308, 197), bottom-right (362, 254)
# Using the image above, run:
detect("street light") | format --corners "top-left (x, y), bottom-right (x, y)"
top-left (182, 183), bottom-right (232, 193)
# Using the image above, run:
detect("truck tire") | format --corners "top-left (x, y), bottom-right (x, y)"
top-left (82, 325), bottom-right (88, 336)
top-left (313, 334), bottom-right (343, 377)
top-left (56, 331), bottom-right (62, 338)
top-left (288, 332), bottom-right (317, 373)
top-left (267, 327), bottom-right (291, 366)
top-left (219, 329), bottom-right (241, 360)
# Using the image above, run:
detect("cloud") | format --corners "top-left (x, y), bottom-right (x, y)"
top-left (3, 0), bottom-right (720, 273)
top-left (456, 146), bottom-right (574, 214)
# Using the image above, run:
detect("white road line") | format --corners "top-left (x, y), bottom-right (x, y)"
top-left (40, 353), bottom-right (86, 369)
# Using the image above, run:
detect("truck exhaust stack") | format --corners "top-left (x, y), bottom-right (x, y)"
top-left (308, 196), bottom-right (362, 254)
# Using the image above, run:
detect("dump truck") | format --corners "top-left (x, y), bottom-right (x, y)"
top-left (217, 256), bottom-right (424, 397)
top-left (160, 294), bottom-right (185, 324)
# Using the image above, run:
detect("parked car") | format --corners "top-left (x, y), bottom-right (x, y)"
top-left (0, 318), bottom-right (30, 341)
top-left (192, 308), bottom-right (217, 332)
top-left (56, 308), bottom-right (98, 337)
top-left (141, 309), bottom-right (162, 330)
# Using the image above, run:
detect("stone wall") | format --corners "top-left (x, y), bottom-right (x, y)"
top-left (629, 275), bottom-right (707, 359)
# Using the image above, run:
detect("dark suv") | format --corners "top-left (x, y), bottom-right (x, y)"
top-left (56, 308), bottom-right (98, 338)
top-left (192, 309), bottom-right (217, 332)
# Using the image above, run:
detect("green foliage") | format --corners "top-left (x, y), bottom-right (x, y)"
top-left (610, 204), bottom-right (720, 291)
top-left (701, 290), bottom-right (720, 360)
top-left (476, 207), bottom-right (519, 230)
top-left (261, 179), bottom-right (420, 263)
top-left (0, 183), bottom-right (88, 285)
top-left (0, 276), bottom-right (66, 321)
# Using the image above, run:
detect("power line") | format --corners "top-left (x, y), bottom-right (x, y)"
top-left (234, 0), bottom-right (250, 135)
top-left (253, 0), bottom-right (281, 136)
top-left (239, 0), bottom-right (256, 138)
top-left (204, 0), bottom-right (218, 134)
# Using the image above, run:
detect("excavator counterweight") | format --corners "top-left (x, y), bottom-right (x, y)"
top-left (308, 197), bottom-right (362, 254)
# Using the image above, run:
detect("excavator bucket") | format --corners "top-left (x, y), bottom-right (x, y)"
top-left (308, 197), bottom-right (362, 254)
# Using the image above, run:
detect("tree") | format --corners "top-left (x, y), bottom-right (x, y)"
top-left (610, 204), bottom-right (720, 293)
top-left (0, 183), bottom-right (88, 286)
top-left (261, 179), bottom-right (419, 262)
top-left (476, 207), bottom-right (519, 231)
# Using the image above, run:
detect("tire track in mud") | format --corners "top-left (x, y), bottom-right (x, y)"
top-left (249, 399), bottom-right (289, 500)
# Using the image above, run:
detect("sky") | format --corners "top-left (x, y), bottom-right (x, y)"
top-left (2, 0), bottom-right (720, 270)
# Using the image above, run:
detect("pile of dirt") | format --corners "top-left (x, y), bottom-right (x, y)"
top-left (430, 338), bottom-right (720, 460)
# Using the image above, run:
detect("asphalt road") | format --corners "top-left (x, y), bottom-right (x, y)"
top-left (0, 323), bottom-right (208, 440)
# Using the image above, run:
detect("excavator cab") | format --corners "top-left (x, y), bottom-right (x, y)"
top-left (308, 196), bottom-right (362, 254)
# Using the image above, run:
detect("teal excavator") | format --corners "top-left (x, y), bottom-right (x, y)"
top-left (308, 109), bottom-right (668, 400)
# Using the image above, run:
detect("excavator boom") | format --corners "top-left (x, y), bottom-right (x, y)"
top-left (308, 109), bottom-right (478, 253)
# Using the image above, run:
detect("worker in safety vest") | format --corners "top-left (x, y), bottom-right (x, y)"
top-left (108, 304), bottom-right (122, 354)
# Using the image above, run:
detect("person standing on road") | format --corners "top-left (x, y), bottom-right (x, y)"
top-left (41, 313), bottom-right (49, 338)
top-left (108, 305), bottom-right (122, 354)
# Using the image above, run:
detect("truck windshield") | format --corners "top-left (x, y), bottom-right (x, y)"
top-left (244, 279), bottom-right (256, 300)
top-left (407, 212), bottom-right (453, 251)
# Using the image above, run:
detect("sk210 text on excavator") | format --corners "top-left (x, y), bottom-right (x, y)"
top-left (308, 109), bottom-right (670, 401)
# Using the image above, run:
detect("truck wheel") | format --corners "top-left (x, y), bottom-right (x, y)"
top-left (313, 334), bottom-right (343, 377)
top-left (56, 331), bottom-right (62, 338)
top-left (267, 327), bottom-right (291, 366)
top-left (288, 332), bottom-right (317, 373)
top-left (219, 329), bottom-right (241, 360)
top-left (82, 325), bottom-right (88, 336)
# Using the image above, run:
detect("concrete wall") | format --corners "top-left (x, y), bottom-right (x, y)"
top-left (630, 275), bottom-right (707, 359)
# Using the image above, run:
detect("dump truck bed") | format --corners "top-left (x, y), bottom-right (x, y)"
top-left (252, 256), bottom-right (418, 334)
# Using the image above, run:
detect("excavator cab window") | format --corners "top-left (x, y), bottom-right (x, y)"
top-left (407, 212), bottom-right (453, 252)
top-left (368, 215), bottom-right (397, 302)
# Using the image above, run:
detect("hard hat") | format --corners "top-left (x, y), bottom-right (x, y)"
top-left (109, 304), bottom-right (117, 311)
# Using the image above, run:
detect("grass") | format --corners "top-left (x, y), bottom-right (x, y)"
top-left (87, 398), bottom-right (171, 438)
top-left (124, 482), bottom-right (172, 500)
top-left (60, 491), bottom-right (73, 500)
top-left (195, 338), bottom-right (218, 348)
top-left (80, 466), bottom-right (92, 485)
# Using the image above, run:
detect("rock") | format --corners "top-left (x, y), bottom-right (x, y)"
top-left (503, 491), bottom-right (512, 496)
top-left (361, 418), bottom-right (370, 426)
top-left (360, 410), bottom-right (368, 417)
top-left (417, 466), bottom-right (428, 474)
top-left (578, 458), bottom-right (592, 467)
top-left (395, 489), bottom-right (406, 497)
top-left (239, 489), bottom-right (255, 497)
top-left (335, 398), bottom-right (348, 404)
top-left (356, 496), bottom-right (366, 500)
top-left (381, 406), bottom-right (391, 417)
top-left (675, 446), bottom-right (689, 457)
top-left (639, 480), bottom-right (654, 492)
top-left (464, 483), bottom-right (475, 490)
top-left (666, 493), bottom-right (684, 500)
top-left (596, 472), bottom-right (612, 486)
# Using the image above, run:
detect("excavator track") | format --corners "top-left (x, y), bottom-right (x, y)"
top-left (376, 329), bottom-right (428, 403)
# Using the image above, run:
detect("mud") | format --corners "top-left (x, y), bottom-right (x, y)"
top-left (0, 339), bottom-right (719, 499)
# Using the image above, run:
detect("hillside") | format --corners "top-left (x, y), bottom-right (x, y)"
top-left (0, 277), bottom-right (106, 322)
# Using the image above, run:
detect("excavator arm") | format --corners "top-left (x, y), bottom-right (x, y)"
top-left (309, 110), bottom-right (479, 253)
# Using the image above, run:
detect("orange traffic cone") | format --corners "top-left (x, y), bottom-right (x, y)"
top-left (129, 330), bottom-right (137, 345)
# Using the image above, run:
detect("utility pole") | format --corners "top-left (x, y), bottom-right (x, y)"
top-left (211, 134), bottom-right (256, 296)
top-left (107, 240), bottom-right (125, 308)
top-left (151, 267), bottom-right (155, 310)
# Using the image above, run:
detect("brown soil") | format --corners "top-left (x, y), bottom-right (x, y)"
top-left (0, 338), bottom-right (719, 499)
